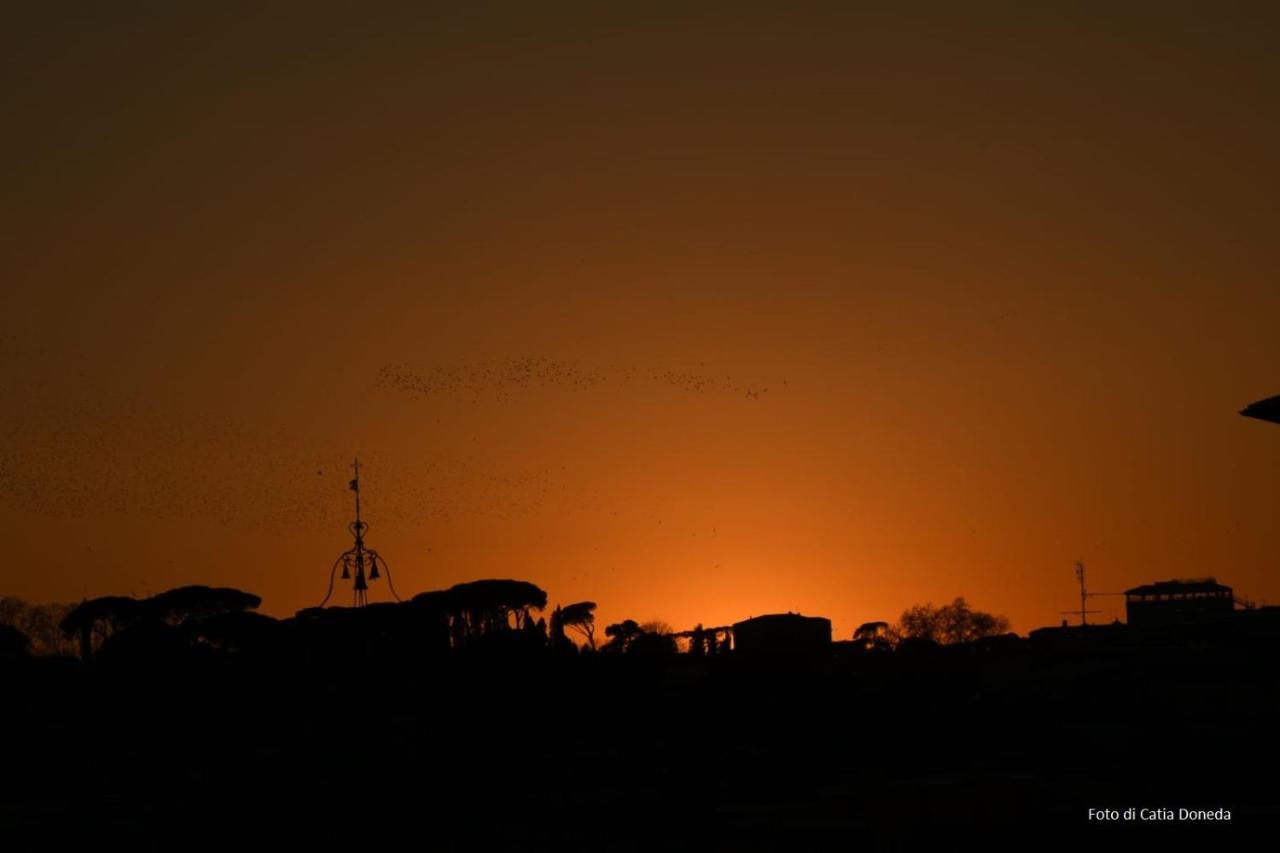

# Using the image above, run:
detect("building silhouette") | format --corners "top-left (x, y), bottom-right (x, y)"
top-left (731, 613), bottom-right (831, 653)
top-left (1124, 578), bottom-right (1234, 627)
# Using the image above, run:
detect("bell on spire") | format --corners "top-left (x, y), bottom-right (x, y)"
top-left (318, 458), bottom-right (403, 608)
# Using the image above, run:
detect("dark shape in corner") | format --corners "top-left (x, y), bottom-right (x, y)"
top-left (0, 622), bottom-right (32, 659)
top-left (1240, 394), bottom-right (1280, 425)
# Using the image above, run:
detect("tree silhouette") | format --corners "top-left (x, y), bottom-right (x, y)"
top-left (0, 597), bottom-right (76, 657)
top-left (895, 597), bottom-right (1009, 645)
top-left (627, 629), bottom-right (677, 657)
top-left (602, 619), bottom-right (643, 653)
top-left (853, 621), bottom-right (893, 652)
top-left (602, 619), bottom-right (676, 655)
top-left (548, 605), bottom-right (573, 653)
top-left (58, 588), bottom-right (264, 662)
top-left (147, 586), bottom-right (262, 626)
top-left (438, 580), bottom-right (548, 645)
top-left (408, 589), bottom-right (461, 649)
top-left (59, 596), bottom-right (142, 661)
top-left (556, 601), bottom-right (598, 650)
top-left (522, 613), bottom-right (548, 647)
top-left (191, 610), bottom-right (280, 653)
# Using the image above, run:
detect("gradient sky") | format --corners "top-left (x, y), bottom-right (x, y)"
top-left (3, 2), bottom-right (1279, 637)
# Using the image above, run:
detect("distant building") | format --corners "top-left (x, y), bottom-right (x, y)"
top-left (732, 613), bottom-right (831, 653)
top-left (1124, 578), bottom-right (1235, 626)
top-left (1027, 621), bottom-right (1126, 650)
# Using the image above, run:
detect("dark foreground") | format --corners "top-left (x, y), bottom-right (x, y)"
top-left (2, 634), bottom-right (1277, 850)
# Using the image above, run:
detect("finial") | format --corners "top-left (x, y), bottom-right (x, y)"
top-left (319, 458), bottom-right (401, 608)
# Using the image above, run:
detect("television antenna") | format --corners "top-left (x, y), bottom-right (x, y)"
top-left (1060, 560), bottom-right (1103, 626)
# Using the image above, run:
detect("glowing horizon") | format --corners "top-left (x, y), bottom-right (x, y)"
top-left (4, 3), bottom-right (1280, 639)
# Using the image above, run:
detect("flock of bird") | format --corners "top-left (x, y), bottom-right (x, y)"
top-left (0, 399), bottom-right (567, 528)
top-left (375, 357), bottom-right (778, 403)
top-left (0, 354), bottom-right (784, 529)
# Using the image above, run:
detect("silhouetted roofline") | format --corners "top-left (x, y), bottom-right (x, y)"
top-left (732, 612), bottom-right (831, 628)
top-left (1124, 578), bottom-right (1232, 596)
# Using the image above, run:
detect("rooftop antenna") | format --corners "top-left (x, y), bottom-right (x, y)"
top-left (320, 458), bottom-right (401, 607)
top-left (1060, 560), bottom-right (1102, 626)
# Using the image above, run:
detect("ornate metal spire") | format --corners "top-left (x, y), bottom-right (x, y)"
top-left (320, 458), bottom-right (400, 607)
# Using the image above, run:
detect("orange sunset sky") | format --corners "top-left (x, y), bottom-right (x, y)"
top-left (3, 2), bottom-right (1279, 637)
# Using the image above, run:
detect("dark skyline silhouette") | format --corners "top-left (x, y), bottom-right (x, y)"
top-left (3, 561), bottom-right (1277, 845)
